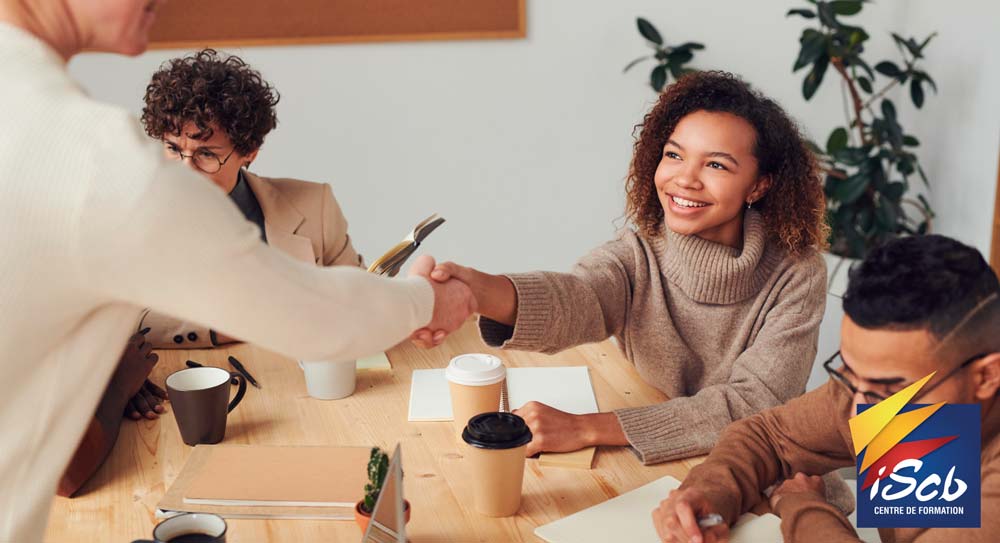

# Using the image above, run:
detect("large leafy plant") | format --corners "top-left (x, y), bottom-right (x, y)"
top-left (625, 17), bottom-right (704, 92)
top-left (789, 0), bottom-right (936, 258)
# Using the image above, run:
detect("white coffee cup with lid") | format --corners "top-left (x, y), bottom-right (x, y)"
top-left (446, 354), bottom-right (506, 437)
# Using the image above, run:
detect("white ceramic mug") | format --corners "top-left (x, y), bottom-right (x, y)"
top-left (297, 359), bottom-right (357, 400)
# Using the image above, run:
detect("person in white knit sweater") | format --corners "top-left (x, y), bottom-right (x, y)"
top-left (0, 1), bottom-right (475, 541)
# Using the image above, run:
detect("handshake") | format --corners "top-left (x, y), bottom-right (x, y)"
top-left (406, 255), bottom-right (516, 349)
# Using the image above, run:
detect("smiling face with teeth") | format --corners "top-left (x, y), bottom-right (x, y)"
top-left (654, 110), bottom-right (771, 249)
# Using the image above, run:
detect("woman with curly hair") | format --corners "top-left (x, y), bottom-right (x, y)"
top-left (428, 71), bottom-right (830, 464)
top-left (135, 49), bottom-right (363, 355)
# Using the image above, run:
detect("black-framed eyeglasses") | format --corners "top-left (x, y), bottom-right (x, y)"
top-left (823, 350), bottom-right (986, 404)
top-left (162, 141), bottom-right (237, 174)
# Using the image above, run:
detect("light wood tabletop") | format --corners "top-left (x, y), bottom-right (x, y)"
top-left (45, 319), bottom-right (706, 542)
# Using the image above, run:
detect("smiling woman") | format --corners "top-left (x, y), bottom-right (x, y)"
top-left (421, 71), bottom-right (834, 468)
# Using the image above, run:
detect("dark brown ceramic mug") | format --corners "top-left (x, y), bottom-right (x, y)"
top-left (131, 512), bottom-right (227, 542)
top-left (166, 366), bottom-right (246, 446)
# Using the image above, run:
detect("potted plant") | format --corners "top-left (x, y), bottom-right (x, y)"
top-left (624, 17), bottom-right (705, 92)
top-left (354, 447), bottom-right (410, 533)
top-left (787, 1), bottom-right (936, 265)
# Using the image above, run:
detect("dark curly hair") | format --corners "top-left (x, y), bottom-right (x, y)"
top-left (844, 235), bottom-right (999, 338)
top-left (625, 71), bottom-right (828, 255)
top-left (141, 49), bottom-right (279, 155)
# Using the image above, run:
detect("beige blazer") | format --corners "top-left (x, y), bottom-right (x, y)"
top-left (140, 172), bottom-right (362, 348)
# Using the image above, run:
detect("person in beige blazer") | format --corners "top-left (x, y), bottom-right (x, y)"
top-left (139, 171), bottom-right (364, 351)
top-left (58, 49), bottom-right (363, 496)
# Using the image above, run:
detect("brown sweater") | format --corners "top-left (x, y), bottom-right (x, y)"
top-left (681, 380), bottom-right (1000, 542)
top-left (479, 210), bottom-right (827, 464)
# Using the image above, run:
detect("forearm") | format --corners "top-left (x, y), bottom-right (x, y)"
top-left (57, 390), bottom-right (128, 497)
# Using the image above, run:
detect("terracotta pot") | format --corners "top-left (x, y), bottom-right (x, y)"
top-left (354, 499), bottom-right (411, 533)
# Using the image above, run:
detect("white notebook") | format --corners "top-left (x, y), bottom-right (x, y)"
top-left (407, 366), bottom-right (599, 421)
top-left (534, 476), bottom-right (783, 543)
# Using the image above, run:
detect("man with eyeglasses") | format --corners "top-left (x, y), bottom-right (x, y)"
top-left (652, 234), bottom-right (1000, 542)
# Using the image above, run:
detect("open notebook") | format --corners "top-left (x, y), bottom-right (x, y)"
top-left (535, 475), bottom-right (783, 543)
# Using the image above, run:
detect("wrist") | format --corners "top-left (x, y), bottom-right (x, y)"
top-left (772, 490), bottom-right (825, 516)
top-left (474, 272), bottom-right (516, 325)
top-left (579, 412), bottom-right (629, 447)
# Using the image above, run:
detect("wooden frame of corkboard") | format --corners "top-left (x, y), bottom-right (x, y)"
top-left (991, 148), bottom-right (1000, 274)
top-left (147, 0), bottom-right (526, 49)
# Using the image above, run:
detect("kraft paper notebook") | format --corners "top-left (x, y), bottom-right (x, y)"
top-left (157, 445), bottom-right (370, 519)
top-left (534, 476), bottom-right (783, 543)
top-left (408, 366), bottom-right (600, 468)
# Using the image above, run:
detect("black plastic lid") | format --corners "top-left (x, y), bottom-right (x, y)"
top-left (462, 412), bottom-right (533, 450)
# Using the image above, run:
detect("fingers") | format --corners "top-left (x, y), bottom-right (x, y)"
top-left (407, 254), bottom-right (436, 278)
top-left (131, 390), bottom-right (156, 420)
top-left (431, 262), bottom-right (462, 283)
top-left (675, 499), bottom-right (703, 543)
top-left (126, 398), bottom-right (142, 420)
top-left (703, 524), bottom-right (729, 543)
top-left (145, 380), bottom-right (168, 400)
top-left (140, 384), bottom-right (166, 415)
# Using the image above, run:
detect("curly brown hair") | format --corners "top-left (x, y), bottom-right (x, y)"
top-left (625, 71), bottom-right (828, 255)
top-left (141, 49), bottom-right (279, 155)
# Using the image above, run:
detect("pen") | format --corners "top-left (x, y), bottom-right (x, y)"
top-left (228, 356), bottom-right (261, 389)
top-left (697, 513), bottom-right (724, 528)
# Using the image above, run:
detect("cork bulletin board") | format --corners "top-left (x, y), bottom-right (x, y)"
top-left (148, 0), bottom-right (526, 49)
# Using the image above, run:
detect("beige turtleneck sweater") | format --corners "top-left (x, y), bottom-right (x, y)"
top-left (479, 210), bottom-right (827, 464)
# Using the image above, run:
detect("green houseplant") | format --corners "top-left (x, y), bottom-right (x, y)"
top-left (353, 447), bottom-right (410, 533)
top-left (787, 0), bottom-right (936, 259)
top-left (624, 17), bottom-right (705, 92)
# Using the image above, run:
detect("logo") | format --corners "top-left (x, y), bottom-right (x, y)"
top-left (850, 373), bottom-right (981, 528)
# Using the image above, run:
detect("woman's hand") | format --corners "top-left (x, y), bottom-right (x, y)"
top-left (410, 260), bottom-right (518, 348)
top-left (513, 401), bottom-right (628, 456)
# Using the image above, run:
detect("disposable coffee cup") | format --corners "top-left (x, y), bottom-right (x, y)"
top-left (462, 412), bottom-right (532, 517)
top-left (446, 354), bottom-right (505, 437)
top-left (298, 359), bottom-right (357, 400)
top-left (131, 512), bottom-right (227, 542)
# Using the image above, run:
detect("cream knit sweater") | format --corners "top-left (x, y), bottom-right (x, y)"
top-left (0, 24), bottom-right (431, 542)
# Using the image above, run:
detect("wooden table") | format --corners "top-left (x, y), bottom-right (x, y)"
top-left (45, 320), bottom-right (705, 542)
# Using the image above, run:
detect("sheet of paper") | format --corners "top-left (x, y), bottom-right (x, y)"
top-left (407, 367), bottom-right (598, 421)
top-left (534, 476), bottom-right (783, 543)
top-left (407, 369), bottom-right (451, 421)
top-left (357, 351), bottom-right (392, 371)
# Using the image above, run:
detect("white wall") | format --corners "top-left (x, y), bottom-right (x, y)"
top-left (69, 1), bottom-right (999, 273)
top-left (70, 1), bottom-right (999, 384)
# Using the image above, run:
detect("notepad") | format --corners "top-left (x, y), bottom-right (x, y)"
top-left (535, 476), bottom-right (783, 543)
top-left (182, 445), bottom-right (370, 508)
top-left (357, 351), bottom-right (392, 371)
top-left (407, 366), bottom-right (599, 421)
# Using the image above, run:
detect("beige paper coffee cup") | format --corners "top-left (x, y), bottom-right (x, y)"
top-left (462, 412), bottom-right (532, 517)
top-left (446, 354), bottom-right (505, 437)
